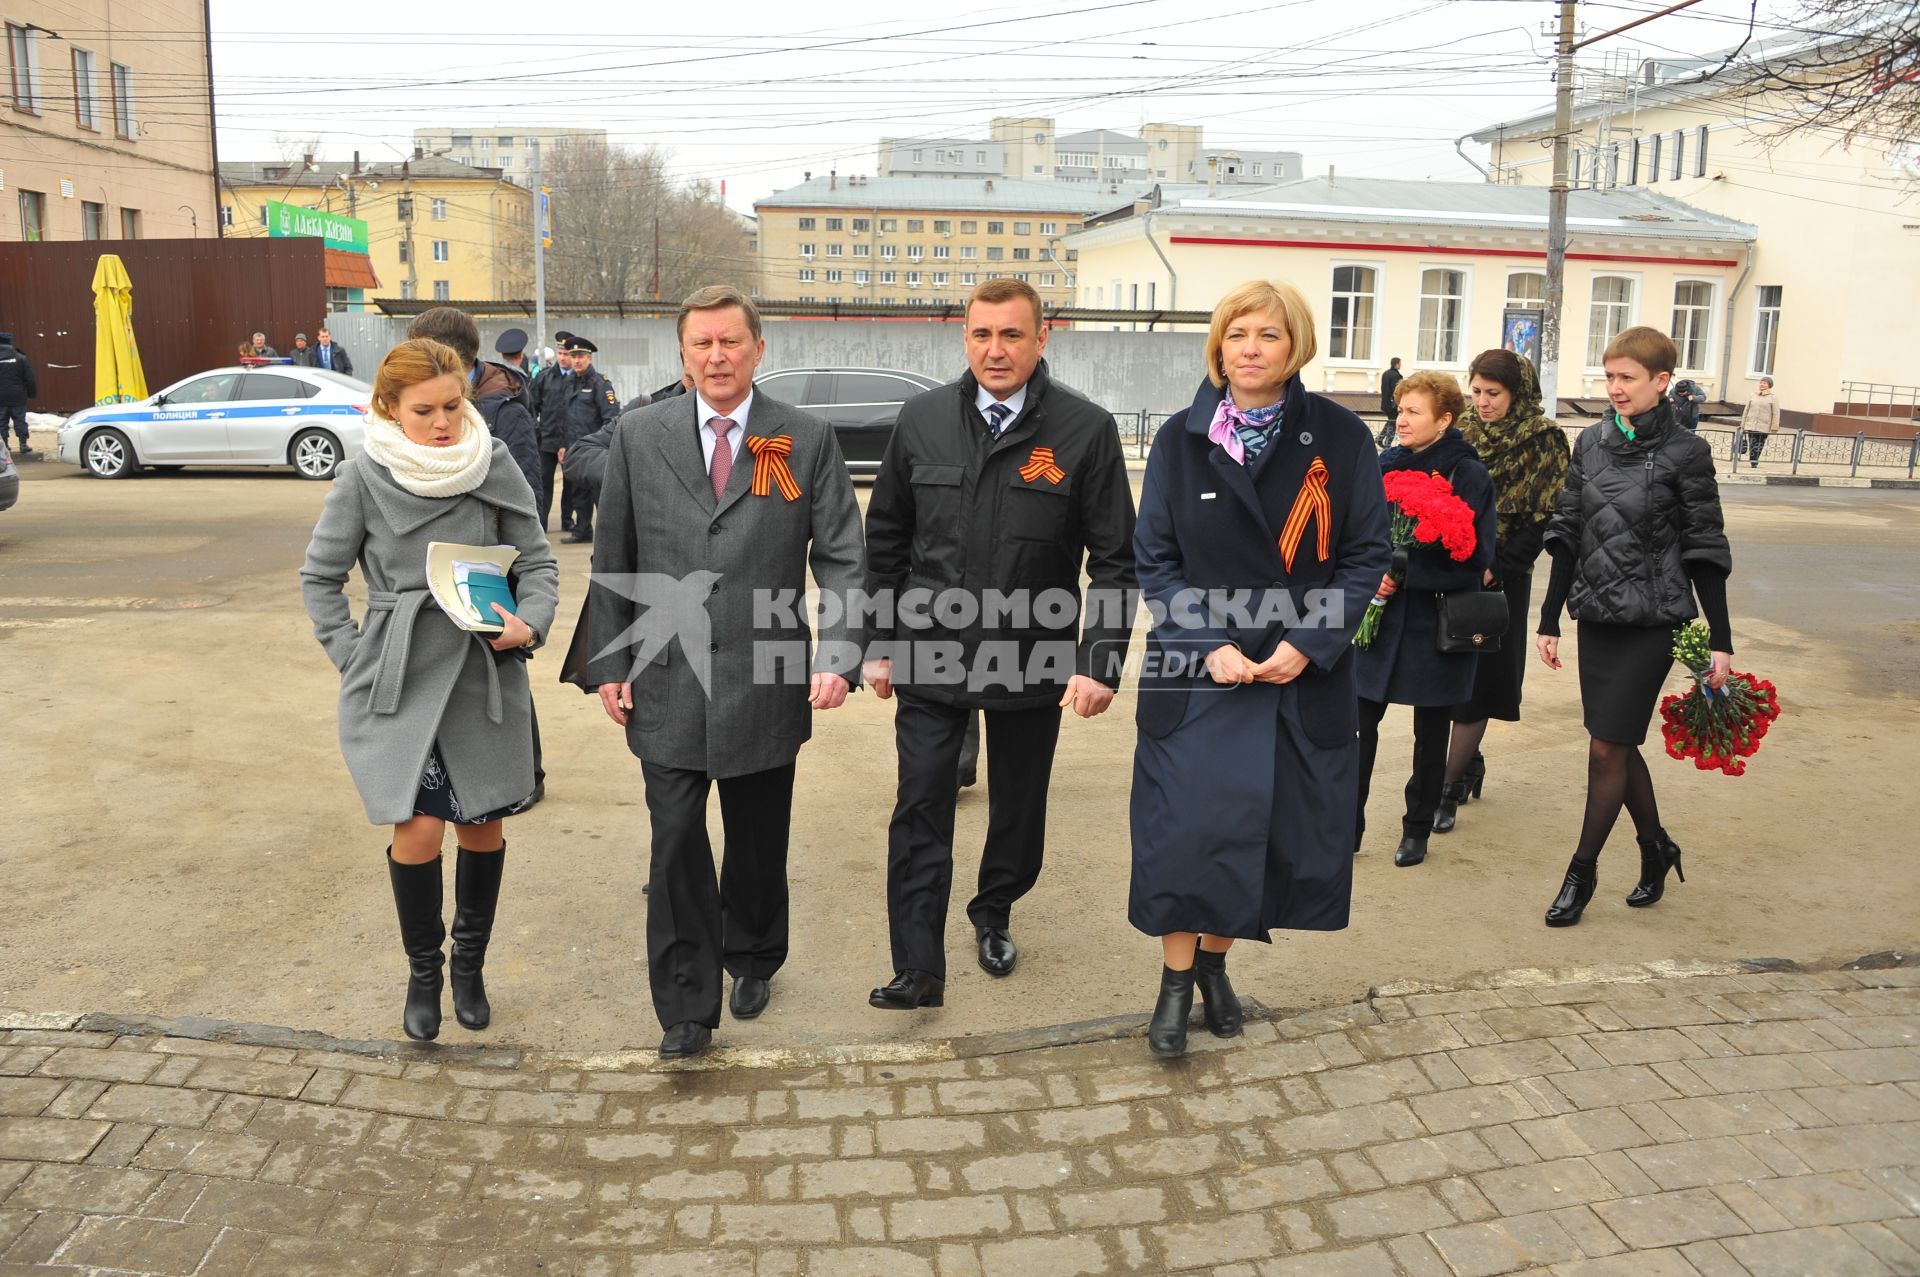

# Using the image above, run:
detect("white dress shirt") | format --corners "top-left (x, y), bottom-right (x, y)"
top-left (974, 381), bottom-right (1028, 432)
top-left (696, 390), bottom-right (754, 471)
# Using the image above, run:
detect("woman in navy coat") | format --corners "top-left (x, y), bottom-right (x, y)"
top-left (1130, 280), bottom-right (1391, 1057)
top-left (1354, 373), bottom-right (1497, 871)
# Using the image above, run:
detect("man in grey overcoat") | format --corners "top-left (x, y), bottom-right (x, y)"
top-left (565, 285), bottom-right (865, 1059)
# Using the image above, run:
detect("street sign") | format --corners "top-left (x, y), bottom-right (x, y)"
top-left (539, 187), bottom-right (552, 249)
top-left (266, 200), bottom-right (369, 254)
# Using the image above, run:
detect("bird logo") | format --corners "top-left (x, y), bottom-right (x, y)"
top-left (584, 571), bottom-right (725, 695)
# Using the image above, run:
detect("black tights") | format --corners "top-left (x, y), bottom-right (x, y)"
top-left (1443, 719), bottom-right (1490, 785)
top-left (1573, 738), bottom-right (1662, 864)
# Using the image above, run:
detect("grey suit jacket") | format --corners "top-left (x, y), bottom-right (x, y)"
top-left (567, 391), bottom-right (865, 778)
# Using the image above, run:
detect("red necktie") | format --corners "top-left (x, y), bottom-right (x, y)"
top-left (709, 417), bottom-right (735, 501)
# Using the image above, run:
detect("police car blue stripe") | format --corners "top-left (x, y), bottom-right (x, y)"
top-left (81, 404), bottom-right (363, 424)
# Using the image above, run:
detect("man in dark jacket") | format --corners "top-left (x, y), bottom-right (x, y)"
top-left (1669, 378), bottom-right (1702, 432)
top-left (551, 336), bottom-right (620, 543)
top-left (313, 326), bottom-right (352, 377)
top-left (0, 332), bottom-right (36, 453)
top-left (862, 278), bottom-right (1138, 1011)
top-left (1377, 357), bottom-right (1404, 448)
top-left (530, 330), bottom-right (576, 532)
top-left (404, 307), bottom-right (541, 495)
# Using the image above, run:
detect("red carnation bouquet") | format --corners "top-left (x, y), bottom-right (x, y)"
top-left (1658, 621), bottom-right (1781, 776)
top-left (1353, 470), bottom-right (1478, 649)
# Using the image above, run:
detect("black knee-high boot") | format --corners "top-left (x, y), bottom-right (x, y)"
top-left (450, 844), bottom-right (507, 1030)
top-left (386, 851), bottom-right (445, 1041)
top-left (1192, 948), bottom-right (1243, 1037)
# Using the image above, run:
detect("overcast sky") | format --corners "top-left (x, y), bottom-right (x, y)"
top-left (207, 0), bottom-right (1807, 211)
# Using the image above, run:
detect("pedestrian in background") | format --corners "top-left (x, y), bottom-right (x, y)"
top-left (1536, 325), bottom-right (1732, 927)
top-left (406, 309), bottom-right (542, 517)
top-left (1130, 279), bottom-right (1390, 1057)
top-left (1433, 349), bottom-right (1569, 836)
top-left (0, 332), bottom-right (37, 455)
top-left (288, 333), bottom-right (315, 365)
top-left (1353, 372), bottom-right (1496, 871)
top-left (1739, 376), bottom-right (1778, 468)
top-left (495, 328), bottom-right (532, 377)
top-left (530, 330), bottom-right (575, 532)
top-left (300, 337), bottom-right (558, 1040)
top-left (1377, 356), bottom-right (1404, 449)
top-left (314, 326), bottom-right (353, 376)
top-left (249, 332), bottom-right (278, 359)
top-left (863, 278), bottom-right (1136, 1015)
top-left (1669, 377), bottom-right (1702, 432)
top-left (553, 337), bottom-right (620, 543)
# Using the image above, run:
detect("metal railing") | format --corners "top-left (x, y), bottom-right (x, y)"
top-left (1839, 381), bottom-right (1920, 420)
top-left (1114, 410), bottom-right (1182, 459)
top-left (1698, 424), bottom-right (1920, 479)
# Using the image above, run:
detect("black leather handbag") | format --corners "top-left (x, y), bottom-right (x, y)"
top-left (1435, 589), bottom-right (1509, 654)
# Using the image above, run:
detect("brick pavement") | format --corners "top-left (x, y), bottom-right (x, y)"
top-left (0, 956), bottom-right (1916, 1276)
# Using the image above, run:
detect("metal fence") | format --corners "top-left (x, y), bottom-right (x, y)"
top-left (1696, 423), bottom-right (1920, 479)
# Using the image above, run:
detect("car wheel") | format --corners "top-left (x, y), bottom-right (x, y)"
top-left (82, 429), bottom-right (139, 479)
top-left (291, 428), bottom-right (341, 480)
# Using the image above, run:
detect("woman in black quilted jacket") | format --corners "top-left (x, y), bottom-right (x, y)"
top-left (1534, 326), bottom-right (1732, 927)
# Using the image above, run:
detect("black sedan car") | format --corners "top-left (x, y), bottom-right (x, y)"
top-left (754, 366), bottom-right (945, 474)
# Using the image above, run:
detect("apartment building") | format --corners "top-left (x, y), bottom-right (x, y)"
top-left (879, 117), bottom-right (1301, 186)
top-left (2, 0), bottom-right (217, 241)
top-left (408, 127), bottom-right (609, 185)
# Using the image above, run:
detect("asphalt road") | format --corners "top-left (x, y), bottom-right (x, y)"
top-left (1, 459), bottom-right (1916, 1052)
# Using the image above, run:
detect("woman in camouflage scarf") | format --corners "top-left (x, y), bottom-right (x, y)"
top-left (1433, 349), bottom-right (1570, 834)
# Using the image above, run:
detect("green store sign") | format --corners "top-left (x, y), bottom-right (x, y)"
top-left (266, 200), bottom-right (369, 254)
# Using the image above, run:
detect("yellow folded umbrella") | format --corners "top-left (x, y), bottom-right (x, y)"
top-left (92, 254), bottom-right (148, 406)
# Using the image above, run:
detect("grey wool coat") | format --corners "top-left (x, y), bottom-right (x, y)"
top-left (562, 392), bottom-right (865, 778)
top-left (300, 439), bottom-right (560, 825)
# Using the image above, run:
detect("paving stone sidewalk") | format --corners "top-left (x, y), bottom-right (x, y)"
top-left (1, 956), bottom-right (1917, 1276)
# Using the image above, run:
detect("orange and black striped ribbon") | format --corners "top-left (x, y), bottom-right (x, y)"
top-left (747, 434), bottom-right (802, 501)
top-left (1018, 446), bottom-right (1066, 485)
top-left (1278, 456), bottom-right (1332, 572)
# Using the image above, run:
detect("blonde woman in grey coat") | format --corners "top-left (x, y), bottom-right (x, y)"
top-left (301, 338), bottom-right (559, 1040)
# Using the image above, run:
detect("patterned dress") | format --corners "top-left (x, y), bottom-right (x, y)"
top-left (413, 742), bottom-right (533, 825)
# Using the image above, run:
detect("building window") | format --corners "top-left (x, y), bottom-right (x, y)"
top-left (120, 208), bottom-right (140, 239)
top-left (880, 244), bottom-right (896, 261)
top-left (986, 247), bottom-right (1004, 261)
top-left (476, 137), bottom-right (491, 152)
top-left (1014, 272), bottom-right (1028, 283)
top-left (1012, 221), bottom-right (1030, 235)
top-left (879, 218), bottom-right (897, 232)
top-left (826, 269), bottom-right (843, 283)
top-left (960, 246), bottom-right (977, 260)
top-left (1011, 247), bottom-right (1030, 261)
top-left (799, 243), bottom-right (815, 258)
top-left (933, 272), bottom-right (948, 287)
top-left (1572, 150), bottom-right (1583, 187)
top-left (910, 150), bottom-right (922, 163)
top-left (852, 244), bottom-right (870, 258)
top-left (906, 271), bottom-right (920, 286)
top-left (431, 198), bottom-right (448, 220)
top-left (906, 219), bottom-right (923, 232)
top-left (932, 245), bottom-right (949, 260)
top-left (110, 62), bottom-right (133, 138)
top-left (851, 218), bottom-right (869, 233)
top-left (798, 268), bottom-right (815, 282)
top-left (1327, 264), bottom-right (1378, 361)
top-left (1039, 221), bottom-right (1057, 236)
top-left (1607, 144), bottom-right (1622, 187)
top-left (854, 270), bottom-right (870, 285)
top-left (1670, 280), bottom-right (1715, 370)
top-left (432, 240), bottom-right (449, 262)
top-left (797, 217), bottom-right (815, 230)
top-left (933, 219), bottom-right (951, 234)
top-left (975, 151), bottom-right (986, 164)
top-left (72, 48), bottom-right (97, 129)
top-left (1417, 268), bottom-right (1467, 364)
top-left (961, 272), bottom-right (977, 286)
top-left (825, 217), bottom-right (843, 231)
top-left (500, 157), bottom-right (514, 169)
top-left (1671, 130), bottom-right (1685, 181)
top-left (81, 201), bottom-right (105, 240)
top-left (1694, 126), bottom-right (1709, 177)
top-left (398, 240), bottom-right (411, 263)
top-left (1629, 138), bottom-right (1642, 184)
top-left (1506, 271), bottom-right (1546, 308)
top-left (879, 270), bottom-right (896, 285)
top-left (7, 24), bottom-right (41, 114)
top-left (1751, 285), bottom-right (1782, 377)
top-left (1587, 275), bottom-right (1636, 366)
top-left (986, 221), bottom-right (1004, 234)
top-left (400, 281), bottom-right (416, 300)
top-left (798, 295), bottom-right (815, 302)
top-left (498, 136), bottom-right (515, 147)
top-left (1648, 134), bottom-right (1662, 184)
top-left (433, 280), bottom-right (450, 301)
top-left (826, 244), bottom-right (843, 257)
top-left (219, 205), bottom-right (234, 228)
top-left (16, 189), bottom-right (45, 241)
top-left (959, 220), bottom-right (977, 233)
top-left (1040, 273), bottom-right (1056, 287)
top-left (452, 134), bottom-right (471, 148)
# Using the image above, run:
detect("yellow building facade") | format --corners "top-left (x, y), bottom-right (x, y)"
top-left (219, 156), bottom-right (533, 305)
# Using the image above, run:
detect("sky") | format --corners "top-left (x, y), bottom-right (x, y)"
top-left (205, 0), bottom-right (1812, 212)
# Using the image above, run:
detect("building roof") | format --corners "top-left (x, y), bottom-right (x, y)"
top-left (219, 157), bottom-right (510, 188)
top-left (755, 175), bottom-right (1150, 215)
top-left (1056, 128), bottom-right (1147, 153)
top-left (1119, 175), bottom-right (1755, 242)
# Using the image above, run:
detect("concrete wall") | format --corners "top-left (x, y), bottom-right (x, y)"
top-left (322, 314), bottom-right (1209, 416)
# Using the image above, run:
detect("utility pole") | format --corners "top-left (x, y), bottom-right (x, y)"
top-left (1540, 0), bottom-right (1577, 412)
top-left (532, 143), bottom-right (548, 358)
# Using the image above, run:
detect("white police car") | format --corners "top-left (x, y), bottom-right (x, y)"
top-left (57, 363), bottom-right (372, 480)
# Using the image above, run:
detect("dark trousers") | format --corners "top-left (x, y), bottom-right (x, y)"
top-left (886, 694), bottom-right (1061, 979)
top-left (640, 760), bottom-right (795, 1030)
top-left (538, 451), bottom-right (562, 530)
top-left (563, 472), bottom-right (594, 536)
top-left (957, 710), bottom-right (981, 784)
top-left (1746, 431), bottom-right (1767, 465)
top-left (2, 402), bottom-right (27, 448)
top-left (1356, 698), bottom-right (1451, 844)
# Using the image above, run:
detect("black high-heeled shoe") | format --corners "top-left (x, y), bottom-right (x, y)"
top-left (1192, 948), bottom-right (1242, 1038)
top-left (1147, 966), bottom-right (1197, 1057)
top-left (1432, 781), bottom-right (1470, 834)
top-left (1464, 752), bottom-right (1487, 801)
top-left (1394, 834), bottom-right (1429, 867)
top-left (1545, 856), bottom-right (1597, 927)
top-left (1626, 831), bottom-right (1685, 907)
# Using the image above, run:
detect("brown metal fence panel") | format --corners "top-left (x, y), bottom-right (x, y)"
top-left (0, 238), bottom-right (328, 413)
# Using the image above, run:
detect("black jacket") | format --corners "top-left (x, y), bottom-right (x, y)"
top-left (472, 360), bottom-right (542, 496)
top-left (864, 359), bottom-right (1138, 709)
top-left (1379, 366), bottom-right (1403, 418)
top-left (548, 366), bottom-right (620, 450)
top-left (530, 366), bottom-right (578, 450)
top-left (1545, 402), bottom-right (1731, 629)
top-left (0, 343), bottom-right (36, 405)
top-left (292, 343), bottom-right (353, 376)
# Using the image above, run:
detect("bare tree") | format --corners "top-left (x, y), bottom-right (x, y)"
top-left (541, 144), bottom-right (757, 304)
top-left (1730, 2), bottom-right (1919, 154)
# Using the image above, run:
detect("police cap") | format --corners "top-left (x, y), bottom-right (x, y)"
top-left (494, 327), bottom-right (529, 356)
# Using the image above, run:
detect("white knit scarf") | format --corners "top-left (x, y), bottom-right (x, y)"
top-left (361, 400), bottom-right (492, 497)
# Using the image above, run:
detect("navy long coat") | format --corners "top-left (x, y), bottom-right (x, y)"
top-left (1353, 430), bottom-right (1498, 708)
top-left (1129, 376), bottom-right (1392, 940)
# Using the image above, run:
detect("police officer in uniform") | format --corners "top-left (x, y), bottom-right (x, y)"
top-left (531, 330), bottom-right (575, 532)
top-left (555, 336), bottom-right (620, 544)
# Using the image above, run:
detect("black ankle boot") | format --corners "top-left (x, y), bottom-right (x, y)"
top-left (1394, 834), bottom-right (1429, 867)
top-left (387, 851), bottom-right (446, 1041)
top-left (1432, 781), bottom-right (1469, 833)
top-left (450, 844), bottom-right (507, 1030)
top-left (1544, 856), bottom-right (1597, 928)
top-left (1626, 831), bottom-right (1684, 908)
top-left (1147, 965), bottom-right (1197, 1057)
top-left (1465, 752), bottom-right (1487, 800)
top-left (1192, 948), bottom-right (1242, 1038)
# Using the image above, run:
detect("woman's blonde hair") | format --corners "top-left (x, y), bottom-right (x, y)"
top-left (371, 337), bottom-right (469, 419)
top-left (1204, 280), bottom-right (1317, 388)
